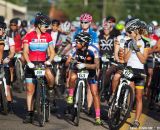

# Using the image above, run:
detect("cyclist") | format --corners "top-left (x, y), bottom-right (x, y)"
top-left (0, 16), bottom-right (5, 64)
top-left (145, 23), bottom-right (159, 98)
top-left (8, 18), bottom-right (23, 84)
top-left (72, 13), bottom-right (99, 47)
top-left (0, 16), bottom-right (15, 113)
top-left (124, 18), bottom-right (149, 128)
top-left (98, 16), bottom-right (120, 101)
top-left (47, 19), bottom-right (61, 53)
top-left (111, 22), bottom-right (129, 96)
top-left (65, 32), bottom-right (102, 125)
top-left (20, 20), bottom-right (28, 39)
top-left (23, 12), bottom-right (55, 123)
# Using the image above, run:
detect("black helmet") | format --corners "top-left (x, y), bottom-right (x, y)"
top-left (0, 16), bottom-right (6, 29)
top-left (147, 23), bottom-right (154, 34)
top-left (21, 20), bottom-right (27, 27)
top-left (10, 18), bottom-right (18, 25)
top-left (52, 19), bottom-right (60, 25)
top-left (34, 12), bottom-right (51, 26)
top-left (125, 18), bottom-right (141, 32)
top-left (75, 32), bottom-right (91, 46)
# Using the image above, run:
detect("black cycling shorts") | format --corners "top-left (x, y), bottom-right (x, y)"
top-left (146, 57), bottom-right (155, 69)
top-left (131, 68), bottom-right (146, 89)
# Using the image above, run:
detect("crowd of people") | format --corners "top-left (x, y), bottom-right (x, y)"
top-left (0, 12), bottom-right (160, 128)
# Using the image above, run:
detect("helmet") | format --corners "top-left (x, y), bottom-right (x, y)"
top-left (60, 21), bottom-right (71, 33)
top-left (140, 21), bottom-right (147, 29)
top-left (52, 19), bottom-right (60, 25)
top-left (106, 16), bottom-right (116, 23)
top-left (0, 16), bottom-right (6, 29)
top-left (75, 32), bottom-right (91, 46)
top-left (125, 18), bottom-right (141, 32)
top-left (21, 20), bottom-right (27, 27)
top-left (80, 13), bottom-right (92, 22)
top-left (152, 20), bottom-right (158, 27)
top-left (10, 18), bottom-right (18, 25)
top-left (116, 23), bottom-right (125, 31)
top-left (155, 28), bottom-right (160, 37)
top-left (34, 12), bottom-right (51, 26)
top-left (147, 23), bottom-right (154, 34)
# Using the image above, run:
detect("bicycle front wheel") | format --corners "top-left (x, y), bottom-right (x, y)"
top-left (74, 82), bottom-right (83, 126)
top-left (108, 85), bottom-right (133, 129)
top-left (0, 80), bottom-right (8, 115)
top-left (35, 81), bottom-right (45, 127)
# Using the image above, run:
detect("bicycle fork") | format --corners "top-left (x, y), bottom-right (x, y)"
top-left (74, 80), bottom-right (85, 108)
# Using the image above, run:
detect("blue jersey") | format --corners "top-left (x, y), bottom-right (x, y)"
top-left (72, 27), bottom-right (99, 47)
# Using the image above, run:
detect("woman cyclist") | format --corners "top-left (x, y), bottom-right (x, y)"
top-left (124, 18), bottom-right (149, 128)
top-left (65, 32), bottom-right (102, 125)
top-left (23, 12), bottom-right (55, 123)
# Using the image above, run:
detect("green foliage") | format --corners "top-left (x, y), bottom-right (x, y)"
top-left (6, 0), bottom-right (160, 23)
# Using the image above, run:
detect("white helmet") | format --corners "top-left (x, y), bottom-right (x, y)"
top-left (60, 21), bottom-right (71, 33)
top-left (152, 20), bottom-right (158, 27)
top-left (155, 28), bottom-right (160, 37)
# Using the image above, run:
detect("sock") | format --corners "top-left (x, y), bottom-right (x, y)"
top-left (68, 88), bottom-right (74, 96)
top-left (95, 109), bottom-right (100, 119)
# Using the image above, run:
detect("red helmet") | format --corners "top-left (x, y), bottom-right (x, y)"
top-left (80, 13), bottom-right (92, 22)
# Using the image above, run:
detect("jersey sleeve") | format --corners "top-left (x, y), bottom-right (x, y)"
top-left (46, 33), bottom-right (54, 46)
top-left (22, 33), bottom-right (31, 45)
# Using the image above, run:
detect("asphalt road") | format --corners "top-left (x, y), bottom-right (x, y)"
top-left (0, 88), bottom-right (160, 130)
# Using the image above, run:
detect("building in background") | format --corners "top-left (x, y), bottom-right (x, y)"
top-left (0, 0), bottom-right (27, 22)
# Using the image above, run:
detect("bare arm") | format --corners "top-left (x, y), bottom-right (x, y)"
top-left (47, 45), bottom-right (55, 62)
top-left (85, 58), bottom-right (99, 70)
top-left (23, 43), bottom-right (30, 63)
top-left (8, 46), bottom-right (15, 59)
top-left (114, 41), bottom-right (120, 62)
top-left (124, 48), bottom-right (132, 63)
top-left (136, 48), bottom-right (149, 64)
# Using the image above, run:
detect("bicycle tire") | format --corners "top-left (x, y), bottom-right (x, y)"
top-left (45, 99), bottom-right (50, 122)
top-left (0, 80), bottom-right (8, 115)
top-left (108, 85), bottom-right (133, 129)
top-left (74, 82), bottom-right (83, 126)
top-left (99, 68), bottom-right (106, 96)
top-left (35, 80), bottom-right (45, 127)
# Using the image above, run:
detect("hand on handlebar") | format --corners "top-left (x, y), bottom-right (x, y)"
top-left (27, 62), bottom-right (35, 69)
top-left (76, 63), bottom-right (86, 69)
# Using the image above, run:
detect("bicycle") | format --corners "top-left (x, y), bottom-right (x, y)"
top-left (107, 62), bottom-right (146, 130)
top-left (99, 54), bottom-right (112, 102)
top-left (53, 55), bottom-right (67, 96)
top-left (33, 63), bottom-right (51, 127)
top-left (0, 64), bottom-right (8, 115)
top-left (71, 67), bottom-right (89, 126)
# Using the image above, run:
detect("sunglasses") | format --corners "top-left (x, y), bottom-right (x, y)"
top-left (10, 24), bottom-right (17, 26)
top-left (41, 24), bottom-right (49, 28)
top-left (127, 31), bottom-right (133, 34)
top-left (81, 21), bottom-right (89, 24)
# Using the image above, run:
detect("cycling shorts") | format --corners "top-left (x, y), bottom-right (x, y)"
top-left (146, 57), bottom-right (155, 69)
top-left (131, 68), bottom-right (146, 89)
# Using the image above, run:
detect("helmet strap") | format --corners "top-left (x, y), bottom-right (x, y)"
top-left (37, 24), bottom-right (43, 34)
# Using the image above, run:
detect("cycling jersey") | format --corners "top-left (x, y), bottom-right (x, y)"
top-left (8, 30), bottom-right (22, 53)
top-left (116, 34), bottom-right (129, 62)
top-left (72, 27), bottom-right (98, 47)
top-left (99, 32), bottom-right (116, 57)
top-left (23, 31), bottom-right (53, 62)
top-left (125, 37), bottom-right (150, 69)
top-left (69, 45), bottom-right (99, 78)
top-left (3, 36), bottom-right (15, 59)
top-left (148, 34), bottom-right (159, 47)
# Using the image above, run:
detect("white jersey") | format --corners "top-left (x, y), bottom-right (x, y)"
top-left (4, 36), bottom-right (15, 51)
top-left (117, 35), bottom-right (129, 49)
top-left (125, 38), bottom-right (149, 69)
